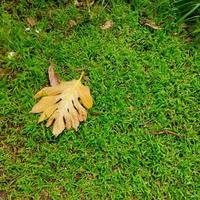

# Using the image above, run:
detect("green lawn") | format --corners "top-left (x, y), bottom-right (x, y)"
top-left (0, 1), bottom-right (199, 199)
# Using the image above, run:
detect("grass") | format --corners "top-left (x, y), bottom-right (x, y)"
top-left (174, 0), bottom-right (200, 41)
top-left (0, 1), bottom-right (200, 199)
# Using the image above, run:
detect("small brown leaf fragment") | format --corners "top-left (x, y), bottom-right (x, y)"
top-left (59, 186), bottom-right (66, 195)
top-left (0, 169), bottom-right (3, 177)
top-left (83, 74), bottom-right (89, 82)
top-left (181, 23), bottom-right (189, 29)
top-left (75, 68), bottom-right (84, 73)
top-left (1, 141), bottom-right (9, 150)
top-left (185, 37), bottom-right (193, 43)
top-left (91, 111), bottom-right (100, 116)
top-left (0, 68), bottom-right (11, 78)
top-left (140, 19), bottom-right (162, 30)
top-left (0, 191), bottom-right (7, 199)
top-left (131, 197), bottom-right (138, 200)
top-left (39, 190), bottom-right (50, 200)
top-left (74, 173), bottom-right (81, 181)
top-left (100, 20), bottom-right (113, 30)
top-left (13, 146), bottom-right (18, 163)
top-left (75, 0), bottom-right (94, 8)
top-left (68, 20), bottom-right (77, 28)
top-left (156, 180), bottom-right (161, 187)
top-left (27, 17), bottom-right (36, 27)
top-left (74, 0), bottom-right (83, 7)
top-left (128, 106), bottom-right (135, 111)
top-left (48, 63), bottom-right (60, 86)
top-left (149, 129), bottom-right (183, 138)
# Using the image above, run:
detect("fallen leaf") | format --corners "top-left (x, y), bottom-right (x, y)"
top-left (100, 20), bottom-right (113, 30)
top-left (0, 169), bottom-right (3, 176)
top-left (0, 68), bottom-right (11, 78)
top-left (59, 186), bottom-right (66, 195)
top-left (180, 23), bottom-right (189, 29)
top-left (0, 68), bottom-right (6, 77)
top-left (74, 173), bottom-right (81, 181)
top-left (156, 180), bottom-right (161, 187)
top-left (185, 37), bottom-right (192, 43)
top-left (13, 146), bottom-right (18, 163)
top-left (27, 17), bottom-right (36, 27)
top-left (31, 69), bottom-right (93, 137)
top-left (48, 63), bottom-right (60, 86)
top-left (75, 0), bottom-right (94, 8)
top-left (68, 20), bottom-right (77, 28)
top-left (0, 191), bottom-right (7, 199)
top-left (128, 106), bottom-right (135, 111)
top-left (74, 0), bottom-right (83, 7)
top-left (91, 112), bottom-right (100, 116)
top-left (83, 74), bottom-right (89, 82)
top-left (140, 19), bottom-right (162, 30)
top-left (75, 68), bottom-right (84, 72)
top-left (39, 190), bottom-right (50, 200)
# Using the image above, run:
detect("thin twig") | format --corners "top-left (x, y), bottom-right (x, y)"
top-left (149, 129), bottom-right (184, 138)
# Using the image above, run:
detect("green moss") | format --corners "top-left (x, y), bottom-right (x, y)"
top-left (0, 1), bottom-right (199, 199)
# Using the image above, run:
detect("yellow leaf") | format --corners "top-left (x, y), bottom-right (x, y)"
top-left (31, 72), bottom-right (93, 137)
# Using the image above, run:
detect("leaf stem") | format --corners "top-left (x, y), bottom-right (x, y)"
top-left (79, 71), bottom-right (85, 81)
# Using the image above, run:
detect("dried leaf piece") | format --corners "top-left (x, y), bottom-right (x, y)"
top-left (83, 74), bottom-right (89, 82)
top-left (0, 191), bottom-right (7, 199)
top-left (39, 190), bottom-right (50, 200)
top-left (68, 20), bottom-right (77, 28)
top-left (0, 68), bottom-right (11, 78)
top-left (27, 17), bottom-right (36, 27)
top-left (31, 72), bottom-right (93, 137)
top-left (74, 0), bottom-right (83, 7)
top-left (48, 63), bottom-right (60, 86)
top-left (75, 0), bottom-right (94, 8)
top-left (140, 19), bottom-right (162, 30)
top-left (100, 20), bottom-right (113, 30)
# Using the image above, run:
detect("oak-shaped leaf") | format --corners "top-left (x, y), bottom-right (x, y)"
top-left (31, 72), bottom-right (93, 137)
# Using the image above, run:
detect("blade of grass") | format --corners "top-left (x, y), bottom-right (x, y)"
top-left (177, 3), bottom-right (200, 23)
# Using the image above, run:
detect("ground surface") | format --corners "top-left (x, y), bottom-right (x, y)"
top-left (0, 1), bottom-right (199, 199)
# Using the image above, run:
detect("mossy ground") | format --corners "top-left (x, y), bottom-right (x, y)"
top-left (0, 1), bottom-right (199, 199)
